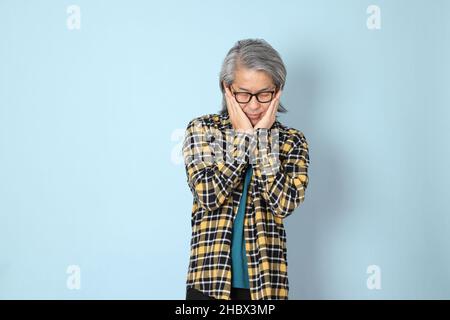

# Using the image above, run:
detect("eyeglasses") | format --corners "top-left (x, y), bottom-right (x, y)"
top-left (230, 86), bottom-right (277, 104)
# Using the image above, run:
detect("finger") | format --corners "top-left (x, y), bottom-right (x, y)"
top-left (232, 101), bottom-right (253, 126)
top-left (272, 97), bottom-right (279, 117)
top-left (225, 85), bottom-right (235, 103)
top-left (224, 88), bottom-right (240, 129)
top-left (224, 85), bottom-right (231, 97)
top-left (227, 88), bottom-right (241, 111)
top-left (224, 87), bottom-right (235, 112)
top-left (272, 90), bottom-right (282, 116)
top-left (265, 96), bottom-right (277, 118)
top-left (234, 102), bottom-right (249, 121)
top-left (225, 86), bottom-right (238, 113)
top-left (276, 89), bottom-right (283, 99)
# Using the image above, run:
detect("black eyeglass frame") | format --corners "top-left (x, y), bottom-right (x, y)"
top-left (229, 85), bottom-right (278, 104)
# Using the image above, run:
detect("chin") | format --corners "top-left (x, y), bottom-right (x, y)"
top-left (247, 115), bottom-right (261, 124)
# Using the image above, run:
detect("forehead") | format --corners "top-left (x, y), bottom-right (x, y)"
top-left (233, 67), bottom-right (274, 90)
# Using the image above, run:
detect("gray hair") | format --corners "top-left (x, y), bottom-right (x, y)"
top-left (218, 38), bottom-right (288, 115)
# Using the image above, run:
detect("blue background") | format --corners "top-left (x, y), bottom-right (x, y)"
top-left (0, 0), bottom-right (449, 299)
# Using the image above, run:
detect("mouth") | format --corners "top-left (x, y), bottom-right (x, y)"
top-left (247, 114), bottom-right (261, 120)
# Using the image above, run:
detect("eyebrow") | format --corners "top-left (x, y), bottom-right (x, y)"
top-left (237, 86), bottom-right (273, 93)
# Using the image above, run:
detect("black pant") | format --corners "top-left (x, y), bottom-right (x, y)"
top-left (186, 287), bottom-right (251, 300)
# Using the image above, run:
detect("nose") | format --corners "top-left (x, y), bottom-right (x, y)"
top-left (245, 95), bottom-right (261, 111)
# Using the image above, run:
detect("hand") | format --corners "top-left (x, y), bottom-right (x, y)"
top-left (253, 89), bottom-right (282, 130)
top-left (224, 84), bottom-right (254, 134)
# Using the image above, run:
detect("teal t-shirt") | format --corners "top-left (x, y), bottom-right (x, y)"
top-left (231, 165), bottom-right (253, 289)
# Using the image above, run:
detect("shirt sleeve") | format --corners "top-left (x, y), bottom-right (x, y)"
top-left (251, 128), bottom-right (310, 219)
top-left (182, 118), bottom-right (252, 212)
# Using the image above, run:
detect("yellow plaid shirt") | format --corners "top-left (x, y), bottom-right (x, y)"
top-left (183, 112), bottom-right (310, 300)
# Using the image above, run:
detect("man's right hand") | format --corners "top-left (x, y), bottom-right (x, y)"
top-left (224, 84), bottom-right (254, 134)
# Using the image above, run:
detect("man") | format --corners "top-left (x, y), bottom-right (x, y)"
top-left (183, 38), bottom-right (310, 300)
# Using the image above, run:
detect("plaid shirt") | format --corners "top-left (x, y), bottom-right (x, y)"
top-left (183, 112), bottom-right (310, 300)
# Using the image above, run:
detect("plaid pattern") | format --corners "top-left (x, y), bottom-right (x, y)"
top-left (183, 112), bottom-right (310, 300)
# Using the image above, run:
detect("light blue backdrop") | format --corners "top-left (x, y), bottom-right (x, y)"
top-left (0, 0), bottom-right (449, 299)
